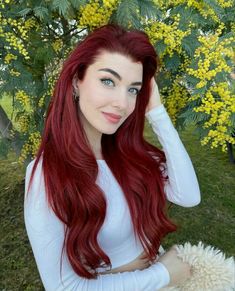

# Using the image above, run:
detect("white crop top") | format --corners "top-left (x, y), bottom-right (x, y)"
top-left (24, 104), bottom-right (201, 290)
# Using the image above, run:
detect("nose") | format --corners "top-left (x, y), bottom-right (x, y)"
top-left (112, 88), bottom-right (128, 111)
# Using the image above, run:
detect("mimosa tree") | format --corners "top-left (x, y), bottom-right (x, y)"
top-left (0, 0), bottom-right (234, 165)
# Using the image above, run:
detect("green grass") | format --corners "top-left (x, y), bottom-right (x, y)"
top-left (144, 121), bottom-right (235, 254)
top-left (0, 120), bottom-right (234, 290)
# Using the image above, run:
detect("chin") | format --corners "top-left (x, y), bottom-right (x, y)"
top-left (98, 123), bottom-right (121, 135)
top-left (101, 128), bottom-right (119, 135)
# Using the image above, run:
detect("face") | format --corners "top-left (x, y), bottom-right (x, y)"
top-left (75, 51), bottom-right (143, 137)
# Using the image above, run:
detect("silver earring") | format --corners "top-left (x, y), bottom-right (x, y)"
top-left (73, 89), bottom-right (79, 102)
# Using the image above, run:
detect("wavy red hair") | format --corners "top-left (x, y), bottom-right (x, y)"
top-left (26, 24), bottom-right (177, 280)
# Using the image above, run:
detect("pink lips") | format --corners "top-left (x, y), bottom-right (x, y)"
top-left (102, 112), bottom-right (122, 124)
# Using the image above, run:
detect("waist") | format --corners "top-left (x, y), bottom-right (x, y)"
top-left (96, 244), bottom-right (165, 273)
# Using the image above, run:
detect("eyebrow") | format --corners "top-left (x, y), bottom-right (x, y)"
top-left (98, 68), bottom-right (142, 86)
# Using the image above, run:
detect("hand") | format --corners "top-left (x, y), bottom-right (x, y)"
top-left (158, 245), bottom-right (192, 286)
top-left (145, 77), bottom-right (162, 114)
top-left (99, 251), bottom-right (151, 274)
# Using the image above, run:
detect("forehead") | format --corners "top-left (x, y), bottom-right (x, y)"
top-left (88, 51), bottom-right (143, 81)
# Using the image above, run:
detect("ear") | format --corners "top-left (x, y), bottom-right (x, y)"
top-left (72, 74), bottom-right (80, 93)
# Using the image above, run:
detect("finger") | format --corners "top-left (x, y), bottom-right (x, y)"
top-left (141, 255), bottom-right (149, 261)
top-left (138, 261), bottom-right (151, 270)
top-left (170, 244), bottom-right (179, 251)
top-left (140, 258), bottom-right (150, 265)
top-left (139, 251), bottom-right (148, 259)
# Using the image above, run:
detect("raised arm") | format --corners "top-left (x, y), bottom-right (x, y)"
top-left (145, 104), bottom-right (201, 207)
top-left (24, 160), bottom-right (170, 291)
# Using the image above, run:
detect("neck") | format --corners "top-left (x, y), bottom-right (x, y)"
top-left (79, 110), bottom-right (103, 160)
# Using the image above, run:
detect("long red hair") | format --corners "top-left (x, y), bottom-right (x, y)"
top-left (26, 24), bottom-right (177, 279)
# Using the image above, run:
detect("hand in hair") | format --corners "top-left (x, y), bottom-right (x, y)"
top-left (145, 77), bottom-right (162, 114)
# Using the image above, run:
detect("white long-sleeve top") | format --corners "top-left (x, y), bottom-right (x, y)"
top-left (24, 104), bottom-right (201, 291)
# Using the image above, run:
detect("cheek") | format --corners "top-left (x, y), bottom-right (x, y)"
top-left (127, 99), bottom-right (137, 115)
top-left (87, 80), bottom-right (110, 101)
top-left (88, 92), bottom-right (109, 108)
top-left (79, 82), bottom-right (104, 106)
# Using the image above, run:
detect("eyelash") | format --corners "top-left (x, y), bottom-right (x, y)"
top-left (100, 78), bottom-right (140, 96)
top-left (101, 78), bottom-right (114, 87)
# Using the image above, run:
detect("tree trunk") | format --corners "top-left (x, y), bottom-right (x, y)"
top-left (0, 105), bottom-right (21, 155)
top-left (0, 105), bottom-right (13, 139)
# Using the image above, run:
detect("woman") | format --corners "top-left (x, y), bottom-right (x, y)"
top-left (24, 24), bottom-right (201, 290)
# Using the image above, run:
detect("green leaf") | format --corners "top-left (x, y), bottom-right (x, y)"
top-left (154, 40), bottom-right (167, 57)
top-left (137, 0), bottom-right (162, 19)
top-left (192, 11), bottom-right (216, 28)
top-left (203, 0), bottom-right (225, 17)
top-left (70, 0), bottom-right (88, 10)
top-left (178, 110), bottom-right (208, 128)
top-left (185, 74), bottom-right (200, 87)
top-left (156, 71), bottom-right (172, 89)
top-left (193, 125), bottom-right (210, 140)
top-left (214, 71), bottom-right (228, 83)
top-left (33, 6), bottom-right (49, 20)
top-left (163, 52), bottom-right (181, 72)
top-left (114, 0), bottom-right (141, 29)
top-left (168, 3), bottom-right (185, 15)
top-left (17, 8), bottom-right (32, 17)
top-left (34, 45), bottom-right (54, 65)
top-left (52, 0), bottom-right (70, 16)
top-left (230, 113), bottom-right (235, 129)
top-left (190, 86), bottom-right (207, 97)
top-left (218, 31), bottom-right (235, 44)
top-left (170, 5), bottom-right (200, 30)
top-left (181, 31), bottom-right (201, 57)
top-left (187, 57), bottom-right (200, 70)
top-left (221, 7), bottom-right (235, 23)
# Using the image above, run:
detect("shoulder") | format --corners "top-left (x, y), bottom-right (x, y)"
top-left (26, 155), bottom-right (43, 174)
top-left (24, 155), bottom-right (46, 208)
top-left (25, 155), bottom-right (44, 188)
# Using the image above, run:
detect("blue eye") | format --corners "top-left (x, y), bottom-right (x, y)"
top-left (101, 78), bottom-right (114, 87)
top-left (129, 88), bottom-right (139, 96)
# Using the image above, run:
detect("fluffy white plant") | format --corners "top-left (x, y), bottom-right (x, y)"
top-left (160, 241), bottom-right (235, 291)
